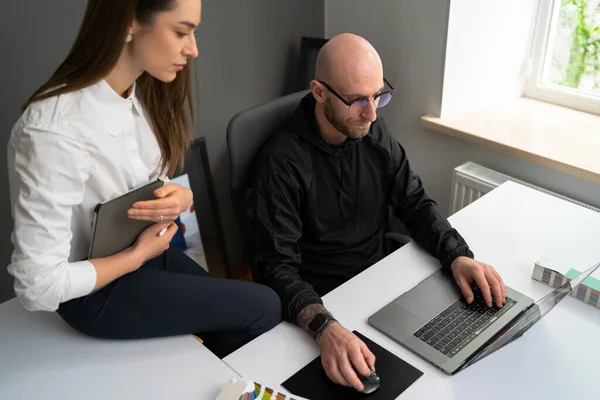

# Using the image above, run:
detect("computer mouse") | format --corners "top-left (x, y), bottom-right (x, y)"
top-left (356, 369), bottom-right (380, 394)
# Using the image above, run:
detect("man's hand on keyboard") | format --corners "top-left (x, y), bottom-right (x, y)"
top-left (450, 256), bottom-right (507, 308)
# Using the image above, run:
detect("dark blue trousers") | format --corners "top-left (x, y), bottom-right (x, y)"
top-left (58, 247), bottom-right (282, 358)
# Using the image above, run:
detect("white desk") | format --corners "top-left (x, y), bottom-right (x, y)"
top-left (224, 182), bottom-right (600, 400)
top-left (0, 298), bottom-right (239, 399)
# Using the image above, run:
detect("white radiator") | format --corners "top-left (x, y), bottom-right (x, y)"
top-left (449, 161), bottom-right (600, 215)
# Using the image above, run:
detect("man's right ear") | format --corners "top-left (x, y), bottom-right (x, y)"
top-left (310, 80), bottom-right (327, 104)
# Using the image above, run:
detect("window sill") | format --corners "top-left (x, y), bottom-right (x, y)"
top-left (421, 97), bottom-right (600, 185)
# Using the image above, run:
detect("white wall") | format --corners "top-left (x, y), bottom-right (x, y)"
top-left (441, 0), bottom-right (538, 116)
top-left (325, 0), bottom-right (600, 223)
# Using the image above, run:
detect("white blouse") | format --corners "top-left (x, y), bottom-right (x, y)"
top-left (7, 79), bottom-right (166, 312)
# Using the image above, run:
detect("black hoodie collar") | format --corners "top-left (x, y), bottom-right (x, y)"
top-left (288, 93), bottom-right (361, 156)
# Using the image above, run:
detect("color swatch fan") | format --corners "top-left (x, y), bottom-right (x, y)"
top-left (217, 378), bottom-right (297, 400)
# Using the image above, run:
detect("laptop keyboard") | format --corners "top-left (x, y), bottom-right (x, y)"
top-left (413, 286), bottom-right (516, 358)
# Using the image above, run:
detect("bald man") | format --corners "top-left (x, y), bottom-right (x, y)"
top-left (252, 33), bottom-right (507, 391)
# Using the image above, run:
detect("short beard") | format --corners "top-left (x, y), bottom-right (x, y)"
top-left (324, 98), bottom-right (371, 139)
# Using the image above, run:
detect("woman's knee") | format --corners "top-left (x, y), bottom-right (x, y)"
top-left (247, 283), bottom-right (282, 329)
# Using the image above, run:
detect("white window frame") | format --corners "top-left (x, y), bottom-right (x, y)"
top-left (524, 0), bottom-right (600, 116)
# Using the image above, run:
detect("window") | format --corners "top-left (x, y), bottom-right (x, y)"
top-left (525, 0), bottom-right (600, 115)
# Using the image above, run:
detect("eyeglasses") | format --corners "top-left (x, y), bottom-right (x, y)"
top-left (318, 78), bottom-right (395, 111)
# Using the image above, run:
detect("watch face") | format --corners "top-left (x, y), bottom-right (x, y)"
top-left (308, 313), bottom-right (328, 334)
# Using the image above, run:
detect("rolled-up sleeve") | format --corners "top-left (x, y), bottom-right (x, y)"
top-left (7, 121), bottom-right (97, 312)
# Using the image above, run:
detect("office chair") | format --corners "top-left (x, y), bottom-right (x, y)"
top-left (173, 137), bottom-right (232, 278)
top-left (226, 90), bottom-right (311, 278)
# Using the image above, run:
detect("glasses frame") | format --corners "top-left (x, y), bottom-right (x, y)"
top-left (317, 77), bottom-right (396, 110)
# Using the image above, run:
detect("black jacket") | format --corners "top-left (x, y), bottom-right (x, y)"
top-left (252, 94), bottom-right (473, 323)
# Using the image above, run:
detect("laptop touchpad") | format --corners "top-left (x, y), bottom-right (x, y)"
top-left (395, 275), bottom-right (461, 321)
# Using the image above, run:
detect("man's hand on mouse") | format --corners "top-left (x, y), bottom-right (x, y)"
top-left (450, 256), bottom-right (507, 308)
top-left (317, 321), bottom-right (376, 392)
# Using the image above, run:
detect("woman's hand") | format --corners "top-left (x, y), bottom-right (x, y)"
top-left (91, 222), bottom-right (178, 291)
top-left (127, 183), bottom-right (193, 223)
top-left (131, 222), bottom-right (179, 265)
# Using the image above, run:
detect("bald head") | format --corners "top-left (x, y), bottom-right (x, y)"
top-left (311, 34), bottom-right (387, 143)
top-left (315, 33), bottom-right (383, 89)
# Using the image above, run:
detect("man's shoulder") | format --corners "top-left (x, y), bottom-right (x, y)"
top-left (254, 127), bottom-right (312, 180)
top-left (259, 128), bottom-right (310, 165)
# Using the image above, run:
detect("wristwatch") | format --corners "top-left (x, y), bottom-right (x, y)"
top-left (307, 312), bottom-right (336, 340)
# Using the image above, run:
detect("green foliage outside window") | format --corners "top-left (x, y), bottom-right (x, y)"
top-left (552, 0), bottom-right (600, 92)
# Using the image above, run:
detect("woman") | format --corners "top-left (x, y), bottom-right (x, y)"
top-left (7, 0), bottom-right (281, 358)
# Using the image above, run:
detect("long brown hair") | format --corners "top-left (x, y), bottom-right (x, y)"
top-left (23, 0), bottom-right (194, 177)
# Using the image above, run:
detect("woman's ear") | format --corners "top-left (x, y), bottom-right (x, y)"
top-left (129, 19), bottom-right (142, 36)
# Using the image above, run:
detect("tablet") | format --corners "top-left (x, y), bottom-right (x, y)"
top-left (88, 179), bottom-right (165, 259)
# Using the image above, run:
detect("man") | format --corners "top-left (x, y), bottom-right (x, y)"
top-left (252, 33), bottom-right (507, 392)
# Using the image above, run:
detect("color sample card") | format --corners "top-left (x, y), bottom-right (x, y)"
top-left (240, 382), bottom-right (295, 399)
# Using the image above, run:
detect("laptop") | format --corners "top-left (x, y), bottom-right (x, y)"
top-left (368, 262), bottom-right (600, 374)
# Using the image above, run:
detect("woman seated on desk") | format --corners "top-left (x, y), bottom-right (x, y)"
top-left (6, 0), bottom-right (281, 358)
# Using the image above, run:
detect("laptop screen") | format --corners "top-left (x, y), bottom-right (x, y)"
top-left (460, 261), bottom-right (600, 370)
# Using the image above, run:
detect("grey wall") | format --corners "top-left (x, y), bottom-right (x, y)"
top-left (325, 0), bottom-right (600, 220)
top-left (0, 0), bottom-right (325, 303)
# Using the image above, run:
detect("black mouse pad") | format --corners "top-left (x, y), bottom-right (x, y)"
top-left (281, 331), bottom-right (423, 399)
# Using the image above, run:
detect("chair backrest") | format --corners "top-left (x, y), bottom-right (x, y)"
top-left (226, 90), bottom-right (310, 275)
top-left (227, 90), bottom-right (310, 191)
top-left (173, 137), bottom-right (232, 277)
